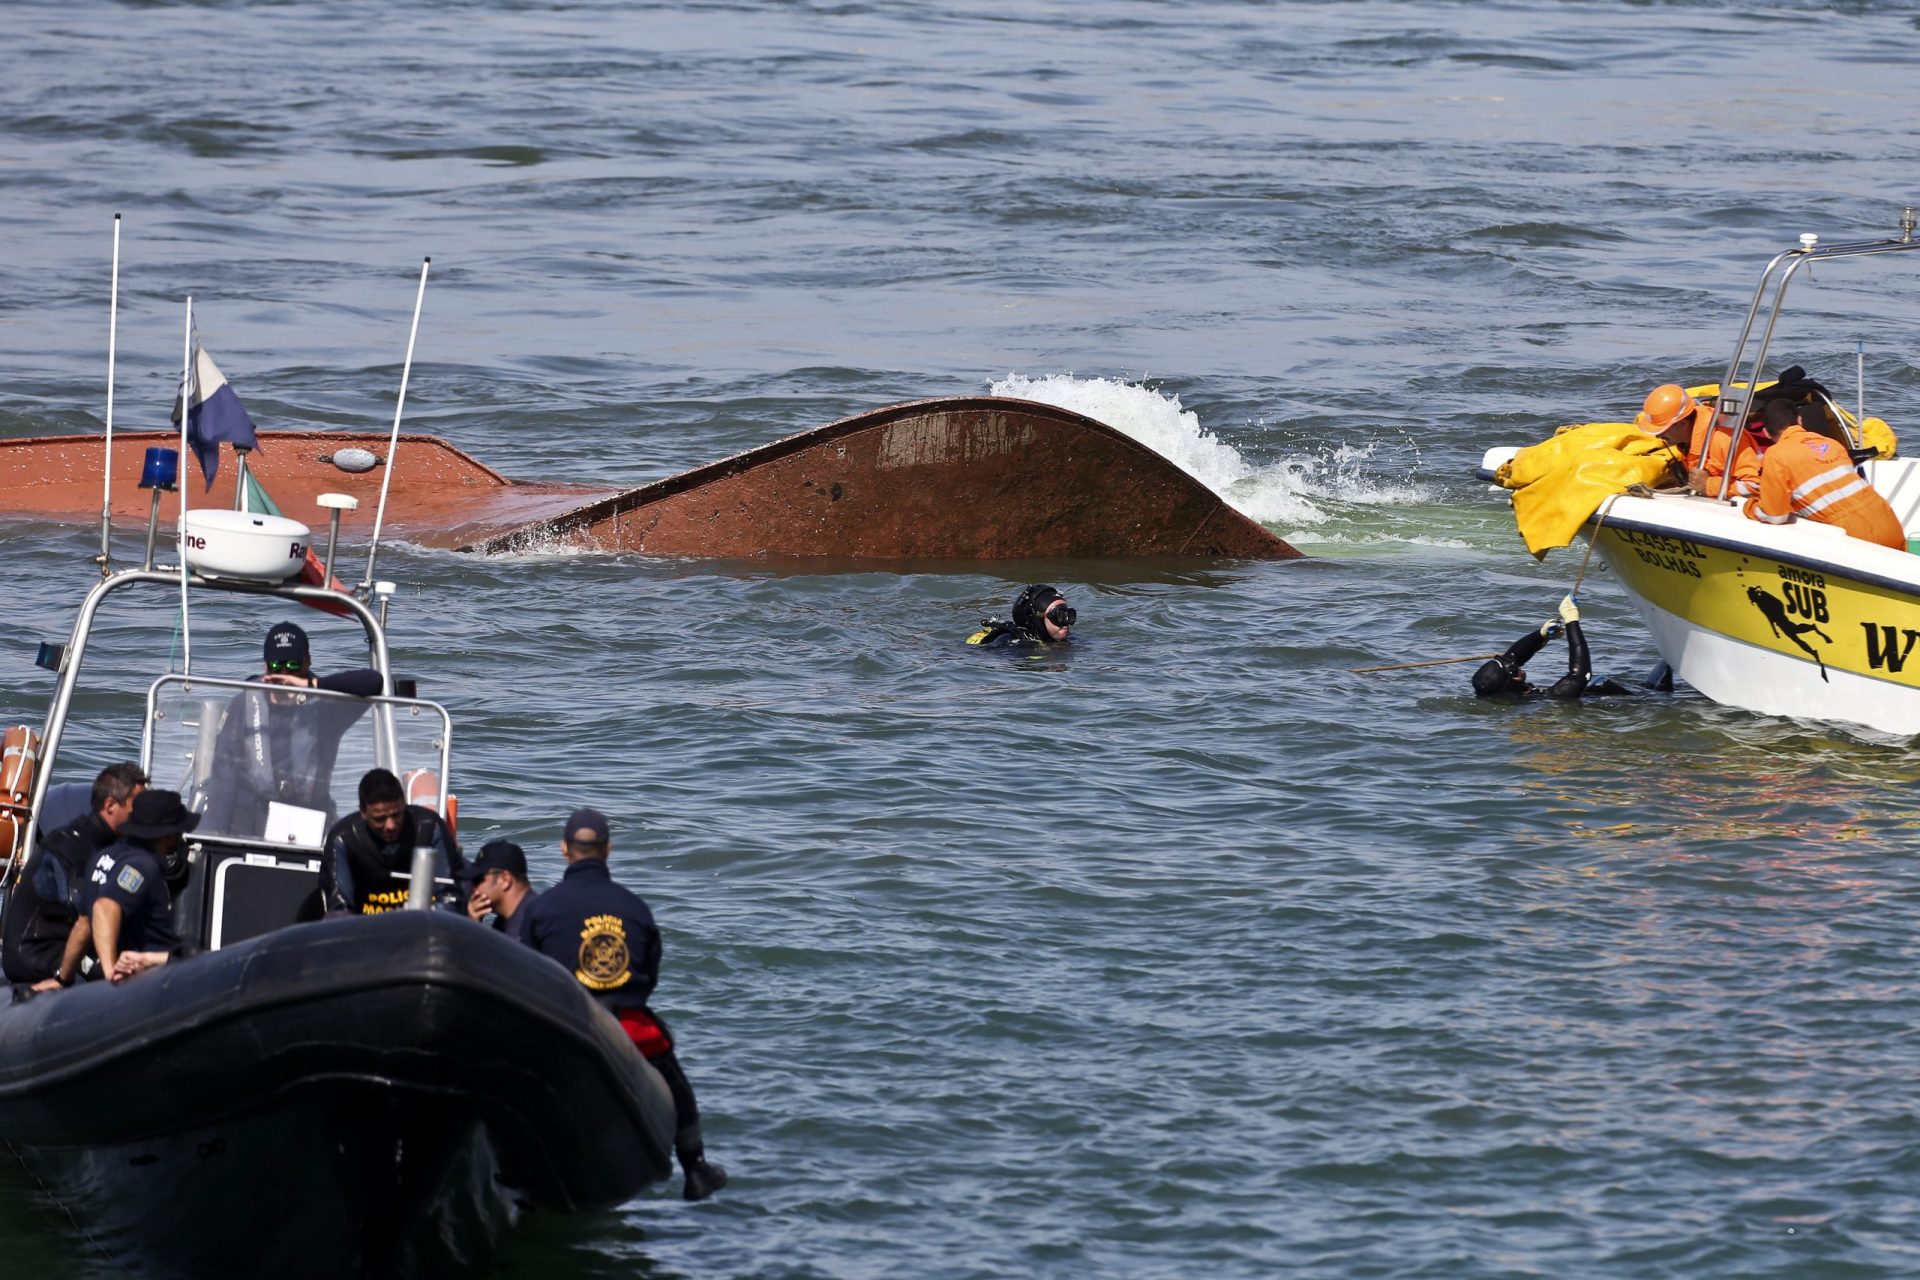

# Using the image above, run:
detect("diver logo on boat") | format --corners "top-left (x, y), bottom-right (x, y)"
top-left (576, 914), bottom-right (631, 991)
top-left (1746, 586), bottom-right (1831, 683)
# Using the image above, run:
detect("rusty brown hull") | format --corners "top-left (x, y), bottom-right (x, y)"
top-left (0, 398), bottom-right (1299, 561)
top-left (0, 428), bottom-right (607, 544)
top-left (464, 397), bottom-right (1301, 560)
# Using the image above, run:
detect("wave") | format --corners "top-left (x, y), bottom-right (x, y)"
top-left (988, 372), bottom-right (1435, 528)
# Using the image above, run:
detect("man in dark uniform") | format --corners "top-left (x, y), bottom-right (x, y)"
top-left (319, 768), bottom-right (462, 915)
top-left (69, 789), bottom-right (198, 985)
top-left (460, 839), bottom-right (532, 934)
top-left (1472, 596), bottom-right (1633, 700)
top-left (517, 807), bottom-right (727, 1201)
top-left (197, 621), bottom-right (384, 839)
top-left (966, 583), bottom-right (1076, 647)
top-left (4, 762), bottom-right (145, 988)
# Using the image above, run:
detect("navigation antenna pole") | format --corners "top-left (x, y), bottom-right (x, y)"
top-left (97, 213), bottom-right (121, 577)
top-left (177, 296), bottom-right (194, 675)
top-left (360, 257), bottom-right (430, 595)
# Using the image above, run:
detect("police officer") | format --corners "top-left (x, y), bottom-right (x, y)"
top-left (517, 807), bottom-right (727, 1201)
top-left (458, 839), bottom-right (532, 934)
top-left (966, 583), bottom-right (1076, 646)
top-left (4, 762), bottom-right (145, 988)
top-left (319, 768), bottom-right (462, 915)
top-left (65, 789), bottom-right (198, 986)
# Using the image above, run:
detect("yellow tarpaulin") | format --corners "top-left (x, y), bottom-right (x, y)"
top-left (1494, 423), bottom-right (1679, 558)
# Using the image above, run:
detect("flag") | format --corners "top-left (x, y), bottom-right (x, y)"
top-left (170, 344), bottom-right (260, 490)
top-left (240, 468), bottom-right (354, 618)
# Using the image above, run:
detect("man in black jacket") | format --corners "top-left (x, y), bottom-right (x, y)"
top-left (2, 762), bottom-right (146, 988)
top-left (319, 768), bottom-right (462, 915)
top-left (517, 807), bottom-right (727, 1202)
top-left (197, 622), bottom-right (383, 839)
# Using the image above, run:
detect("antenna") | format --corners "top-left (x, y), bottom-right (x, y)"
top-left (177, 297), bottom-right (194, 675)
top-left (97, 214), bottom-right (120, 577)
top-left (361, 257), bottom-right (430, 593)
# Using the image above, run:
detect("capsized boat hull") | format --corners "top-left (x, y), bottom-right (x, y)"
top-left (0, 910), bottom-right (676, 1279)
top-left (0, 397), bottom-right (1299, 561)
top-left (1581, 467), bottom-right (1920, 735)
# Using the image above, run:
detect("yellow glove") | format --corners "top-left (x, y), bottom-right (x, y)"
top-left (1558, 594), bottom-right (1580, 625)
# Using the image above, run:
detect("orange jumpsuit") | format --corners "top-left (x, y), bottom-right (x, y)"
top-left (1681, 403), bottom-right (1761, 496)
top-left (1743, 424), bottom-right (1905, 549)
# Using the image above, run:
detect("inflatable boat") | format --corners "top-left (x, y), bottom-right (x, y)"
top-left (0, 510), bottom-right (675, 1276)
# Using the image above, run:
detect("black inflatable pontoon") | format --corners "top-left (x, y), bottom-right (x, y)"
top-left (0, 909), bottom-right (676, 1278)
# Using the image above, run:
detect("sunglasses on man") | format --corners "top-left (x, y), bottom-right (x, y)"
top-left (266, 660), bottom-right (305, 674)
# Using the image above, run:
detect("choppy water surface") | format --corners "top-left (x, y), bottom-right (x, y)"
top-left (7, 2), bottom-right (1920, 1276)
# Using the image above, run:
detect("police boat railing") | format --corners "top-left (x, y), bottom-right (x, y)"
top-left (18, 569), bottom-right (392, 875)
top-left (1713, 209), bottom-right (1920, 502)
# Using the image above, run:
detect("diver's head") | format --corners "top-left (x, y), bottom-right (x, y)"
top-left (1472, 657), bottom-right (1522, 697)
top-left (1011, 584), bottom-right (1075, 641)
top-left (357, 768), bottom-right (409, 844)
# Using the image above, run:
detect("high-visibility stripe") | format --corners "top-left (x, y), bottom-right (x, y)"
top-left (1799, 477), bottom-right (1870, 515)
top-left (1752, 507), bottom-right (1793, 525)
top-left (1790, 465), bottom-right (1857, 503)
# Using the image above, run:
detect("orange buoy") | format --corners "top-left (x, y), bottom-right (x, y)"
top-left (0, 726), bottom-right (41, 881)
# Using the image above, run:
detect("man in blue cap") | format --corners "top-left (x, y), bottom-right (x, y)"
top-left (517, 806), bottom-right (727, 1201)
top-left (197, 621), bottom-right (383, 839)
top-left (459, 839), bottom-right (532, 934)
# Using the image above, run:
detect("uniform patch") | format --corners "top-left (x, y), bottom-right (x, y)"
top-left (115, 865), bottom-right (145, 895)
top-left (576, 913), bottom-right (631, 991)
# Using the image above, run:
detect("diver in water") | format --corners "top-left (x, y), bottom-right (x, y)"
top-left (967, 584), bottom-right (1076, 647)
top-left (1472, 596), bottom-right (1633, 700)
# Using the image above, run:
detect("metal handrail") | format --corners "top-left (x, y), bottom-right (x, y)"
top-left (1713, 215), bottom-right (1920, 501)
top-left (14, 572), bottom-right (390, 877)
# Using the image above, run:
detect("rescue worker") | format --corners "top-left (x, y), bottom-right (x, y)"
top-left (62, 789), bottom-right (198, 986)
top-left (1637, 383), bottom-right (1761, 497)
top-left (1744, 403), bottom-right (1905, 548)
top-left (4, 763), bottom-right (145, 989)
top-left (1472, 596), bottom-right (1632, 700)
top-left (966, 584), bottom-right (1076, 646)
top-left (459, 839), bottom-right (532, 934)
top-left (319, 768), bottom-right (463, 915)
top-left (197, 622), bottom-right (383, 839)
top-left (517, 807), bottom-right (728, 1201)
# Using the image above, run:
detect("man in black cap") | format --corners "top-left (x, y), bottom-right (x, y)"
top-left (53, 789), bottom-right (199, 986)
top-left (319, 768), bottom-right (463, 915)
top-left (197, 621), bottom-right (384, 839)
top-left (5, 762), bottom-right (145, 988)
top-left (460, 839), bottom-right (532, 934)
top-left (966, 583), bottom-right (1076, 647)
top-left (517, 806), bottom-right (728, 1201)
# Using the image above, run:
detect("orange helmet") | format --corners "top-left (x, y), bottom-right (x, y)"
top-left (1636, 384), bottom-right (1694, 432)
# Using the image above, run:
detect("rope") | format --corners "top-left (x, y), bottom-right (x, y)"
top-left (1568, 491), bottom-right (1624, 598)
top-left (1351, 653), bottom-right (1499, 675)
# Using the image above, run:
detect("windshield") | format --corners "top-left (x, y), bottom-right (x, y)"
top-left (144, 675), bottom-right (451, 849)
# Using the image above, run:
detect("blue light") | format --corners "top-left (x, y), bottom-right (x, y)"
top-left (139, 447), bottom-right (179, 491)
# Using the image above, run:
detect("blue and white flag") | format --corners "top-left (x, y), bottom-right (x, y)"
top-left (170, 344), bottom-right (260, 490)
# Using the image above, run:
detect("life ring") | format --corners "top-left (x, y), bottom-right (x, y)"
top-left (400, 768), bottom-right (457, 840)
top-left (0, 725), bottom-right (41, 882)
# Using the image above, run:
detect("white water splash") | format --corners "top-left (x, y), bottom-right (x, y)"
top-left (988, 373), bottom-right (1432, 527)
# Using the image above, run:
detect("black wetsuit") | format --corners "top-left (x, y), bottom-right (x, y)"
top-left (1, 812), bottom-right (114, 984)
top-left (319, 805), bottom-right (462, 915)
top-left (967, 620), bottom-right (1057, 648)
top-left (1475, 622), bottom-right (1630, 700)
